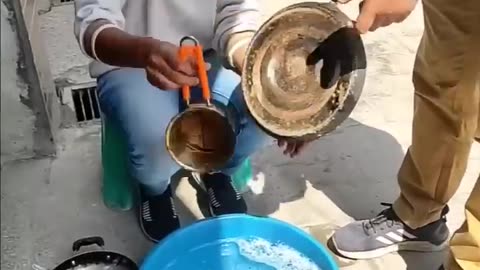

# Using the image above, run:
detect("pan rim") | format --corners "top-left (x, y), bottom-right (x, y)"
top-left (53, 250), bottom-right (138, 270)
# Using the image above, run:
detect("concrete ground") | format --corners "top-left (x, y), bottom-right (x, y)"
top-left (1, 1), bottom-right (479, 270)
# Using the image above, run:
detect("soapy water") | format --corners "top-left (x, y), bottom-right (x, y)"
top-left (234, 238), bottom-right (321, 270)
top-left (163, 237), bottom-right (321, 270)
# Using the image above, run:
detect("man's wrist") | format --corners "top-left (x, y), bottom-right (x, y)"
top-left (134, 37), bottom-right (156, 67)
top-left (87, 23), bottom-right (156, 69)
top-left (225, 32), bottom-right (254, 74)
top-left (231, 44), bottom-right (248, 74)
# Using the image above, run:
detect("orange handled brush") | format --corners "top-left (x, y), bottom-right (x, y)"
top-left (178, 36), bottom-right (211, 106)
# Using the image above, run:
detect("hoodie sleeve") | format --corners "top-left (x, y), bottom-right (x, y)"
top-left (213, 0), bottom-right (260, 58)
top-left (74, 0), bottom-right (126, 56)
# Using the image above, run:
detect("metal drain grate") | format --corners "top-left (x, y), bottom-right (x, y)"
top-left (71, 86), bottom-right (101, 122)
top-left (52, 0), bottom-right (74, 6)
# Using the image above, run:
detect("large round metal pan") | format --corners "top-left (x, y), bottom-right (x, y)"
top-left (53, 237), bottom-right (138, 270)
top-left (242, 2), bottom-right (367, 141)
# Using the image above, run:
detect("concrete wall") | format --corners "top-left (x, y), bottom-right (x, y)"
top-left (1, 1), bottom-right (35, 164)
top-left (21, 0), bottom-right (61, 130)
top-left (20, 0), bottom-right (50, 33)
top-left (39, 2), bottom-right (94, 126)
top-left (39, 3), bottom-right (91, 81)
top-left (1, 0), bottom-right (58, 165)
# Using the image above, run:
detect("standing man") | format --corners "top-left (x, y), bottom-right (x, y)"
top-left (330, 0), bottom-right (479, 269)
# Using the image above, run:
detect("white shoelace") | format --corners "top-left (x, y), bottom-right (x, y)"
top-left (231, 182), bottom-right (242, 200)
top-left (142, 197), bottom-right (178, 222)
top-left (208, 182), bottom-right (242, 209)
top-left (208, 188), bottom-right (221, 208)
top-left (170, 197), bottom-right (178, 218)
top-left (142, 201), bottom-right (153, 222)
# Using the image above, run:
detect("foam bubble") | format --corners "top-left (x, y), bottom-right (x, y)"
top-left (232, 237), bottom-right (322, 270)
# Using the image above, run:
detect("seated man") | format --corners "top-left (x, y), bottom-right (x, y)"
top-left (74, 0), bottom-right (305, 242)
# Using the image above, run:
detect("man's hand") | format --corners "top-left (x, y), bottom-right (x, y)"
top-left (307, 27), bottom-right (364, 89)
top-left (142, 39), bottom-right (200, 90)
top-left (355, 0), bottom-right (417, 33)
top-left (277, 139), bottom-right (310, 158)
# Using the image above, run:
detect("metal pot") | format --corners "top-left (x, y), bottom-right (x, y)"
top-left (165, 102), bottom-right (236, 173)
top-left (165, 36), bottom-right (237, 173)
top-left (242, 2), bottom-right (367, 141)
top-left (53, 237), bottom-right (137, 270)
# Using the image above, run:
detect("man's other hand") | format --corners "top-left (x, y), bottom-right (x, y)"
top-left (355, 0), bottom-right (417, 33)
top-left (277, 139), bottom-right (310, 158)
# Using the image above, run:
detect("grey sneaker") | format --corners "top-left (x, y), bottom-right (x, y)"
top-left (331, 203), bottom-right (450, 259)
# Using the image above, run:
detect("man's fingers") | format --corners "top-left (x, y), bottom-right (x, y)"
top-left (292, 142), bottom-right (308, 157)
top-left (277, 139), bottom-right (309, 158)
top-left (176, 56), bottom-right (198, 76)
top-left (163, 49), bottom-right (200, 76)
top-left (355, 0), bottom-right (376, 34)
top-left (154, 58), bottom-right (199, 86)
top-left (204, 62), bottom-right (212, 71)
top-left (178, 58), bottom-right (211, 73)
top-left (284, 142), bottom-right (296, 156)
top-left (371, 16), bottom-right (394, 31)
top-left (146, 67), bottom-right (181, 90)
top-left (393, 13), bottom-right (409, 23)
top-left (369, 17), bottom-right (383, 31)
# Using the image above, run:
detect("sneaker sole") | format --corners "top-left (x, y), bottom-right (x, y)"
top-left (138, 198), bottom-right (180, 243)
top-left (136, 189), bottom-right (161, 243)
top-left (331, 237), bottom-right (449, 260)
top-left (138, 210), bottom-right (161, 243)
top-left (208, 204), bottom-right (217, 218)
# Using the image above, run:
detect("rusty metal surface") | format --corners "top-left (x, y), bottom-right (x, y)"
top-left (331, 0), bottom-right (353, 4)
top-left (165, 104), bottom-right (236, 173)
top-left (242, 2), bottom-right (366, 140)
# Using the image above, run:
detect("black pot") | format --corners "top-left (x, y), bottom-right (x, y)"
top-left (53, 237), bottom-right (138, 270)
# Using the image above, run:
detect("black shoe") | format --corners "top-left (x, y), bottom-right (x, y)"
top-left (201, 173), bottom-right (247, 216)
top-left (139, 185), bottom-right (180, 242)
top-left (331, 203), bottom-right (450, 259)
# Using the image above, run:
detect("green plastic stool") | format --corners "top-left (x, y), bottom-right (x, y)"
top-left (101, 117), bottom-right (254, 211)
top-left (231, 158), bottom-right (253, 193)
top-left (101, 116), bottom-right (135, 211)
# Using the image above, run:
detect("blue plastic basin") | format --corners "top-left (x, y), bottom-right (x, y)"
top-left (141, 214), bottom-right (338, 270)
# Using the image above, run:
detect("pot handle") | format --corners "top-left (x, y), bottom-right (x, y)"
top-left (178, 36), bottom-right (211, 106)
top-left (72, 236), bottom-right (105, 252)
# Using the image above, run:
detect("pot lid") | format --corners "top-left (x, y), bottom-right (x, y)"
top-left (242, 2), bottom-right (367, 140)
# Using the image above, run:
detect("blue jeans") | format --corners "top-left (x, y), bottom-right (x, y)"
top-left (97, 57), bottom-right (273, 195)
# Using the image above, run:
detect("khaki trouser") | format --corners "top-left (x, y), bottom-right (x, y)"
top-left (390, 0), bottom-right (480, 269)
